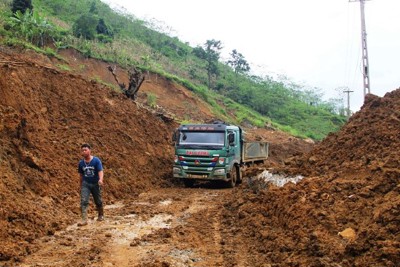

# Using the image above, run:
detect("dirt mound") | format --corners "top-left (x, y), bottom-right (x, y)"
top-left (0, 47), bottom-right (177, 261)
top-left (285, 90), bottom-right (400, 179)
top-left (222, 89), bottom-right (400, 266)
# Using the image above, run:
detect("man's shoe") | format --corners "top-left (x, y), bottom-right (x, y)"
top-left (80, 207), bottom-right (88, 226)
top-left (77, 221), bottom-right (88, 227)
top-left (97, 206), bottom-right (104, 221)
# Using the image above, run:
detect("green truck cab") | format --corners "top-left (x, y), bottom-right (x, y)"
top-left (172, 122), bottom-right (268, 187)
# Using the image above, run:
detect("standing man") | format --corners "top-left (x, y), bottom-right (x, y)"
top-left (78, 143), bottom-right (104, 226)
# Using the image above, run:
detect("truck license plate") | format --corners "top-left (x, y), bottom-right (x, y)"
top-left (188, 174), bottom-right (207, 179)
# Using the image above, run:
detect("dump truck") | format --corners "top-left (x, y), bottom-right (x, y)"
top-left (172, 121), bottom-right (269, 187)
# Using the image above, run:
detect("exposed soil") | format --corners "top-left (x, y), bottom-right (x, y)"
top-left (0, 46), bottom-right (398, 267)
top-left (223, 89), bottom-right (400, 266)
top-left (0, 46), bottom-right (177, 263)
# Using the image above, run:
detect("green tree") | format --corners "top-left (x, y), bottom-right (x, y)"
top-left (192, 46), bottom-right (206, 59)
top-left (89, 0), bottom-right (97, 14)
top-left (96, 18), bottom-right (111, 36)
top-left (12, 0), bottom-right (32, 14)
top-left (73, 13), bottom-right (98, 40)
top-left (192, 41), bottom-right (222, 89)
top-left (227, 49), bottom-right (250, 75)
top-left (204, 39), bottom-right (222, 89)
top-left (96, 17), bottom-right (113, 44)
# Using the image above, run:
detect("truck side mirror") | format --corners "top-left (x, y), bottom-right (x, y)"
top-left (228, 133), bottom-right (235, 145)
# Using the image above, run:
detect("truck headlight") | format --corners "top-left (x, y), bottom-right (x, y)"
top-left (173, 167), bottom-right (181, 173)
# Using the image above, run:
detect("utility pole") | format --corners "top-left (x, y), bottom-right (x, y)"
top-left (349, 0), bottom-right (371, 97)
top-left (343, 88), bottom-right (354, 119)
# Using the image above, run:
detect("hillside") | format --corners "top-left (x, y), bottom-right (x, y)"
top-left (0, 0), bottom-right (347, 140)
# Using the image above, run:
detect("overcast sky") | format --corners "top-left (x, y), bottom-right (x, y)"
top-left (102, 0), bottom-right (400, 111)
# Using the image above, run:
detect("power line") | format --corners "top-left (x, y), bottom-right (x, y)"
top-left (349, 0), bottom-right (371, 98)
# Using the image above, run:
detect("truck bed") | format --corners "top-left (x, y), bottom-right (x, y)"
top-left (242, 141), bottom-right (269, 163)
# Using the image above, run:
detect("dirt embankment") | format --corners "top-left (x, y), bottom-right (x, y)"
top-left (0, 47), bottom-right (178, 261)
top-left (222, 89), bottom-right (400, 266)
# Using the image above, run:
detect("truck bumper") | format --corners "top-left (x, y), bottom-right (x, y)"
top-left (173, 166), bottom-right (229, 181)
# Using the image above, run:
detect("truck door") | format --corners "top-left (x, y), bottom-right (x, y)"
top-left (228, 130), bottom-right (241, 163)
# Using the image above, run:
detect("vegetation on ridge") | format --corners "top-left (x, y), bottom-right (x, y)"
top-left (0, 0), bottom-right (347, 140)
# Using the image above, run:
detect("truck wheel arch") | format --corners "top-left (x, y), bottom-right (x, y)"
top-left (227, 164), bottom-right (239, 188)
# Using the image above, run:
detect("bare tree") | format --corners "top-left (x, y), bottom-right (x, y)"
top-left (107, 65), bottom-right (145, 100)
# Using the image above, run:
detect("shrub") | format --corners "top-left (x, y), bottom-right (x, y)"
top-left (73, 13), bottom-right (97, 40)
top-left (11, 0), bottom-right (32, 14)
top-left (96, 33), bottom-right (112, 43)
top-left (7, 10), bottom-right (56, 47)
top-left (147, 93), bottom-right (157, 108)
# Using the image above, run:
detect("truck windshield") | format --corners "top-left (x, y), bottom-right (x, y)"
top-left (179, 131), bottom-right (225, 147)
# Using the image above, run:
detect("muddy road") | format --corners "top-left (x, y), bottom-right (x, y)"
top-left (18, 186), bottom-right (247, 267)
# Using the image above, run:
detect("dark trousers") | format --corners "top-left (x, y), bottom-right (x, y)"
top-left (80, 180), bottom-right (103, 211)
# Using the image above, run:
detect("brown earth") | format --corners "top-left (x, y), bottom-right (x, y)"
top-left (0, 45), bottom-right (398, 267)
top-left (223, 89), bottom-right (400, 266)
top-left (0, 46), bottom-right (178, 263)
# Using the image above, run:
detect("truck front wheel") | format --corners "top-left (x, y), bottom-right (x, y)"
top-left (227, 166), bottom-right (238, 188)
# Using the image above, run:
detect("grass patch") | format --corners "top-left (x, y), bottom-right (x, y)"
top-left (147, 93), bottom-right (157, 108)
top-left (57, 64), bottom-right (71, 71)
